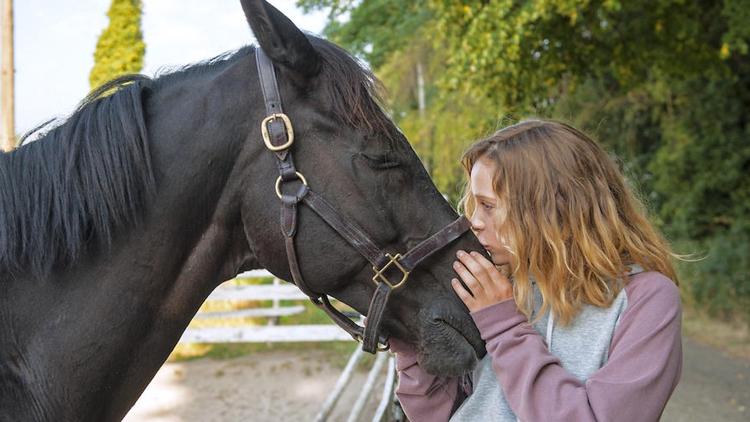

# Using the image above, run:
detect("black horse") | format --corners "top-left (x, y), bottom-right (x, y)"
top-left (0, 1), bottom-right (485, 420)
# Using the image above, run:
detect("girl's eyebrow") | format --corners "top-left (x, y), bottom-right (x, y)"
top-left (474, 194), bottom-right (496, 202)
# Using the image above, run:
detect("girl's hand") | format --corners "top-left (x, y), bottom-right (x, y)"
top-left (451, 250), bottom-right (513, 312)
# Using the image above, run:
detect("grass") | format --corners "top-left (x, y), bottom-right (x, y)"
top-left (677, 264), bottom-right (750, 360)
top-left (681, 306), bottom-right (750, 360)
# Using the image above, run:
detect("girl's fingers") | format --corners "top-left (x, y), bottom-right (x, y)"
top-left (453, 251), bottom-right (515, 309)
top-left (469, 251), bottom-right (514, 301)
top-left (470, 251), bottom-right (505, 291)
top-left (456, 251), bottom-right (492, 289)
top-left (451, 278), bottom-right (475, 308)
top-left (453, 260), bottom-right (484, 295)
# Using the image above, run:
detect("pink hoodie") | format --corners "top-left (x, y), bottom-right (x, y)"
top-left (392, 271), bottom-right (682, 421)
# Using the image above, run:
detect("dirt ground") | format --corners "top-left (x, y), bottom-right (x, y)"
top-left (123, 348), bottom-right (386, 422)
top-left (662, 338), bottom-right (749, 421)
top-left (125, 338), bottom-right (749, 422)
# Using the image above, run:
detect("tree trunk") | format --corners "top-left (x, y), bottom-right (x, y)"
top-left (416, 61), bottom-right (425, 119)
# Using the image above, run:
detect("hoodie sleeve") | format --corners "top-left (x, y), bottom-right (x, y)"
top-left (470, 272), bottom-right (682, 421)
top-left (391, 339), bottom-right (463, 422)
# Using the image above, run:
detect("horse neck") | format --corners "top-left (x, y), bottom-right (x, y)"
top-left (1, 67), bottom-right (262, 420)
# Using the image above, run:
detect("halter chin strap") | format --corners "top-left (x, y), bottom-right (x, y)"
top-left (254, 47), bottom-right (471, 353)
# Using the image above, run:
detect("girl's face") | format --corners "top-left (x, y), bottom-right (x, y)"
top-left (469, 158), bottom-right (512, 266)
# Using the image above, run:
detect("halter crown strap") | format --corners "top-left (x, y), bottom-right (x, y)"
top-left (255, 48), bottom-right (282, 114)
top-left (256, 48), bottom-right (293, 160)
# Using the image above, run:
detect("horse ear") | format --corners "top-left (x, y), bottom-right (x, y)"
top-left (240, 0), bottom-right (321, 79)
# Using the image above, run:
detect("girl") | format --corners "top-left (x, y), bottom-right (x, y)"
top-left (391, 120), bottom-right (682, 421)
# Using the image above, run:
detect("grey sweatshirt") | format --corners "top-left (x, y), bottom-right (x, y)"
top-left (393, 269), bottom-right (682, 421)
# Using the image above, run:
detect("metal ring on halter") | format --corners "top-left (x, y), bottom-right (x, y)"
top-left (275, 172), bottom-right (308, 199)
top-left (376, 339), bottom-right (390, 352)
top-left (356, 335), bottom-right (389, 352)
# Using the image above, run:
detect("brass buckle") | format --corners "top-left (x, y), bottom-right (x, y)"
top-left (261, 113), bottom-right (294, 152)
top-left (372, 253), bottom-right (410, 289)
top-left (275, 172), bottom-right (308, 199)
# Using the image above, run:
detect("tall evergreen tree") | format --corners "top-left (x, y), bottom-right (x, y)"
top-left (89, 0), bottom-right (145, 89)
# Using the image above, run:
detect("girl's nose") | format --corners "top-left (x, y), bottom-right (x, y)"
top-left (470, 211), bottom-right (484, 231)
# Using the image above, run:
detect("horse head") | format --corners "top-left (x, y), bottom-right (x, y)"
top-left (233, 0), bottom-right (486, 376)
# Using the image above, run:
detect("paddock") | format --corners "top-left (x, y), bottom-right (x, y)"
top-left (123, 270), bottom-right (401, 422)
top-left (125, 349), bottom-right (390, 422)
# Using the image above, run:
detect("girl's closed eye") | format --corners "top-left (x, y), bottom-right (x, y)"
top-left (481, 201), bottom-right (495, 210)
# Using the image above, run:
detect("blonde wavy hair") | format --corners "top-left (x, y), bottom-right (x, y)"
top-left (461, 119), bottom-right (678, 325)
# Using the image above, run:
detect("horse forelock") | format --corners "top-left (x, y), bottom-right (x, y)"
top-left (309, 37), bottom-right (400, 145)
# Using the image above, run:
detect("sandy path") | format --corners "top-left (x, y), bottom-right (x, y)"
top-left (124, 348), bottom-right (385, 422)
top-left (662, 338), bottom-right (749, 421)
top-left (125, 338), bottom-right (749, 422)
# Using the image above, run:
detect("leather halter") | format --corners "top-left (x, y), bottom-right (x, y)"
top-left (254, 47), bottom-right (471, 353)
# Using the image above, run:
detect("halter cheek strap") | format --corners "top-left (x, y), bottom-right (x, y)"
top-left (254, 47), bottom-right (471, 353)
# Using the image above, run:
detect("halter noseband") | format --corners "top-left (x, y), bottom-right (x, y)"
top-left (254, 47), bottom-right (471, 353)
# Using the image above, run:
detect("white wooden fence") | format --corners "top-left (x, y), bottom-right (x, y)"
top-left (179, 270), bottom-right (356, 343)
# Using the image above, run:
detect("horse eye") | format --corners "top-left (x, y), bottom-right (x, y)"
top-left (361, 153), bottom-right (401, 170)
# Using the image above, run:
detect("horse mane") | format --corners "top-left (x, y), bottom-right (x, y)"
top-left (0, 76), bottom-right (156, 277)
top-left (0, 36), bottom-right (395, 279)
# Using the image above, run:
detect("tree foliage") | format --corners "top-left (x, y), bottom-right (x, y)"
top-left (89, 0), bottom-right (145, 89)
top-left (302, 0), bottom-right (750, 321)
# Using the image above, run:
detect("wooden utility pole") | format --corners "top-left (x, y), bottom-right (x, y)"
top-left (1, 0), bottom-right (15, 152)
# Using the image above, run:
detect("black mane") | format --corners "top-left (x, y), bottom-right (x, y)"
top-left (0, 36), bottom-right (395, 278)
top-left (0, 77), bottom-right (155, 277)
top-left (150, 37), bottom-right (397, 142)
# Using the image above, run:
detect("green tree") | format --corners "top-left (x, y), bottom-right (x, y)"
top-left (89, 0), bottom-right (145, 89)
top-left (303, 0), bottom-right (750, 321)
top-left (301, 0), bottom-right (502, 200)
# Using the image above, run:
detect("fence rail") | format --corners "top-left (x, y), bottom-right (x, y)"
top-left (180, 270), bottom-right (359, 344)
